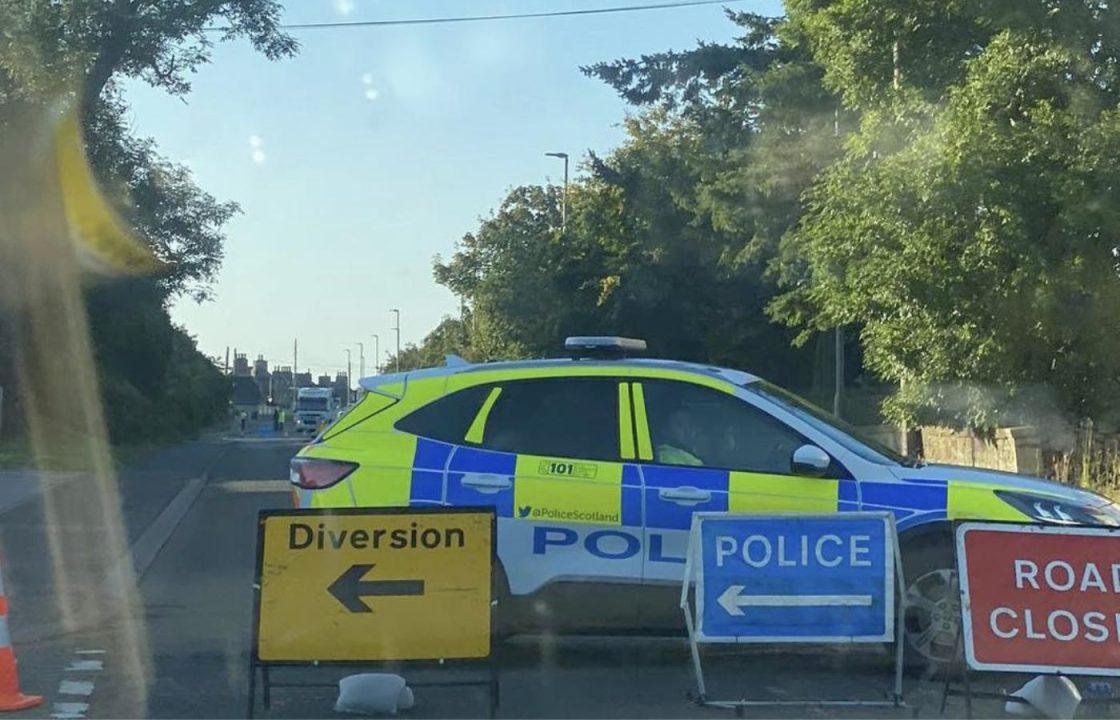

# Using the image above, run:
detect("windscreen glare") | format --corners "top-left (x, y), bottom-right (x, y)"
top-left (1, 0), bottom-right (1117, 717)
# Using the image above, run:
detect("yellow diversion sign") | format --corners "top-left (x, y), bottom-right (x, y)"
top-left (254, 507), bottom-right (495, 663)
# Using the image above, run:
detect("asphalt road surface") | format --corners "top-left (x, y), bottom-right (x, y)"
top-left (0, 435), bottom-right (1105, 718)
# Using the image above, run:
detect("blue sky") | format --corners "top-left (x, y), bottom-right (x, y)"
top-left (125, 0), bottom-right (782, 378)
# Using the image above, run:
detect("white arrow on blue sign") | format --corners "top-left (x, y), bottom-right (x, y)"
top-left (692, 512), bottom-right (897, 643)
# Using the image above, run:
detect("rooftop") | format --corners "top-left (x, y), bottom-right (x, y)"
top-left (358, 356), bottom-right (757, 393)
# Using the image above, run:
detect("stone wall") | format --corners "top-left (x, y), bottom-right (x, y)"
top-left (857, 425), bottom-right (910, 456)
top-left (919, 426), bottom-right (1041, 476)
top-left (853, 424), bottom-right (1043, 475)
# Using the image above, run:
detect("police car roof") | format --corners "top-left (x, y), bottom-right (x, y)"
top-left (358, 357), bottom-right (758, 392)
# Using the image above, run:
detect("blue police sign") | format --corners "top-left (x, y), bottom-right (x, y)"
top-left (690, 512), bottom-right (897, 643)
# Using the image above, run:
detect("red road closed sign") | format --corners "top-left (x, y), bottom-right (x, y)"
top-left (957, 522), bottom-right (1120, 675)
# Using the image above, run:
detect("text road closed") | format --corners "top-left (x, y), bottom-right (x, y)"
top-left (958, 523), bottom-right (1120, 675)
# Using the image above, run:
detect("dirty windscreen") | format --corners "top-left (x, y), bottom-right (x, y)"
top-left (2, 1), bottom-right (1119, 718)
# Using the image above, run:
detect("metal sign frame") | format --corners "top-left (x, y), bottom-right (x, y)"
top-left (956, 520), bottom-right (1120, 676)
top-left (247, 506), bottom-right (499, 719)
top-left (681, 511), bottom-right (905, 711)
top-left (938, 520), bottom-right (1120, 718)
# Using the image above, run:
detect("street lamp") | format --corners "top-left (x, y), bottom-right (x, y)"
top-left (357, 342), bottom-right (365, 380)
top-left (371, 334), bottom-right (380, 375)
top-left (344, 348), bottom-right (352, 406)
top-left (390, 308), bottom-right (401, 373)
top-left (545, 151), bottom-right (569, 231)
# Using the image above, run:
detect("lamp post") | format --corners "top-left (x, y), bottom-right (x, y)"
top-left (344, 348), bottom-right (352, 406)
top-left (357, 342), bottom-right (365, 380)
top-left (390, 308), bottom-right (401, 372)
top-left (371, 334), bottom-right (380, 375)
top-left (545, 151), bottom-right (569, 231)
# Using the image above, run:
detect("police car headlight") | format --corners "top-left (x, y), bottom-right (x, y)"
top-left (995, 490), bottom-right (1120, 527)
top-left (1088, 501), bottom-right (1120, 527)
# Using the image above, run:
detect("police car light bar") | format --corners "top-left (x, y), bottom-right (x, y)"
top-left (564, 336), bottom-right (647, 358)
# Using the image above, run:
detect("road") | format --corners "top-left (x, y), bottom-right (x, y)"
top-left (0, 436), bottom-right (1070, 718)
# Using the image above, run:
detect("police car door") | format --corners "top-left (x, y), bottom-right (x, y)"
top-left (448, 376), bottom-right (643, 597)
top-left (633, 378), bottom-right (854, 586)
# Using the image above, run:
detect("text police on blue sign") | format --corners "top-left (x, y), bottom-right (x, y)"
top-left (687, 512), bottom-right (898, 643)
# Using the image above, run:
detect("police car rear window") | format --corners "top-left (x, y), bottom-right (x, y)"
top-left (394, 385), bottom-right (491, 444)
top-left (478, 377), bottom-right (620, 461)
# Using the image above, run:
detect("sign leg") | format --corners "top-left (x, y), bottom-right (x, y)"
top-left (489, 657), bottom-right (500, 719)
top-left (939, 627), bottom-right (963, 715)
top-left (683, 596), bottom-right (706, 701)
top-left (262, 665), bottom-right (272, 710)
top-left (893, 535), bottom-right (906, 706)
top-left (962, 664), bottom-right (973, 719)
top-left (246, 662), bottom-right (256, 720)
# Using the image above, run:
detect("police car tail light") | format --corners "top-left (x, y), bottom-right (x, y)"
top-left (290, 458), bottom-right (358, 490)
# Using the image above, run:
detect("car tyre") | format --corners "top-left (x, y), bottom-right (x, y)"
top-left (901, 532), bottom-right (965, 678)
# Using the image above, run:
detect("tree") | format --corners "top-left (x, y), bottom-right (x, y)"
top-left (774, 8), bottom-right (1120, 427)
top-left (0, 1), bottom-right (295, 299)
top-left (384, 318), bottom-right (474, 373)
top-left (431, 107), bottom-right (820, 388)
top-left (0, 0), bottom-right (295, 109)
top-left (586, 11), bottom-right (844, 270)
top-left (591, 0), bottom-right (1120, 429)
top-left (0, 1), bottom-right (296, 442)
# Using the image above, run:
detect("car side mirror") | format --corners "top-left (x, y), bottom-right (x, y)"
top-left (791, 444), bottom-right (830, 477)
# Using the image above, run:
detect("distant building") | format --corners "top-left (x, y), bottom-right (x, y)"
top-left (253, 355), bottom-right (271, 404)
top-left (333, 372), bottom-right (350, 405)
top-left (272, 366), bottom-right (294, 407)
top-left (316, 374), bottom-right (332, 388)
top-left (232, 376), bottom-right (263, 416)
top-left (233, 353), bottom-right (250, 376)
top-left (294, 371), bottom-right (313, 389)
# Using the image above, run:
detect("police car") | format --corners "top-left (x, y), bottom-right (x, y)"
top-left (290, 337), bottom-right (1120, 667)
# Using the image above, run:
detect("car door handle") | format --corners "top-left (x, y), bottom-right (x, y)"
top-left (659, 486), bottom-right (711, 505)
top-left (461, 473), bottom-right (512, 493)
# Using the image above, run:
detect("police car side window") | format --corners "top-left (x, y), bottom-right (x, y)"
top-left (394, 385), bottom-right (491, 444)
top-left (479, 378), bottom-right (619, 461)
top-left (642, 380), bottom-right (809, 475)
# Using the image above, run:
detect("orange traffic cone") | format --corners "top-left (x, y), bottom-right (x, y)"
top-left (0, 562), bottom-right (41, 712)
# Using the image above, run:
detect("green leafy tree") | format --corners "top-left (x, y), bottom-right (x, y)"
top-left (385, 317), bottom-right (474, 373)
top-left (0, 0), bottom-right (294, 107)
top-left (431, 108), bottom-right (819, 388)
top-left (776, 20), bottom-right (1120, 427)
top-left (0, 1), bottom-right (296, 441)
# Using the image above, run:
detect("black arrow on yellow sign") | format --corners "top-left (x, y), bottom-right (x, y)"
top-left (327, 563), bottom-right (425, 613)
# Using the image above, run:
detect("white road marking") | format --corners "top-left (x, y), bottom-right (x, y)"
top-left (51, 703), bottom-right (88, 714)
top-left (53, 649), bottom-right (103, 718)
top-left (51, 704), bottom-right (89, 720)
top-left (58, 680), bottom-right (94, 696)
top-left (217, 480), bottom-right (291, 493)
top-left (224, 436), bottom-right (306, 445)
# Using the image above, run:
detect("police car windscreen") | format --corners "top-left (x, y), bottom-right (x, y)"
top-left (748, 381), bottom-right (909, 465)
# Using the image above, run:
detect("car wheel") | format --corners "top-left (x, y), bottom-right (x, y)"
top-left (901, 533), bottom-right (963, 676)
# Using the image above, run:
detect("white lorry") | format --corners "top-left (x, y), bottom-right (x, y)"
top-left (293, 387), bottom-right (336, 434)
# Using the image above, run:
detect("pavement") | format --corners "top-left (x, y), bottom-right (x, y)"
top-left (0, 432), bottom-right (1110, 718)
